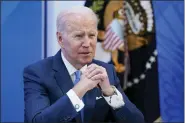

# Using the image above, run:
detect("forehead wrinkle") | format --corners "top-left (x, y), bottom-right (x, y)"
top-left (65, 16), bottom-right (97, 33)
top-left (57, 6), bottom-right (98, 32)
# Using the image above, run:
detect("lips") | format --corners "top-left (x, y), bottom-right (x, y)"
top-left (79, 52), bottom-right (92, 56)
top-left (79, 52), bottom-right (91, 54)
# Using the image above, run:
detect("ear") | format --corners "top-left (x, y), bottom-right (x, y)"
top-left (56, 32), bottom-right (63, 47)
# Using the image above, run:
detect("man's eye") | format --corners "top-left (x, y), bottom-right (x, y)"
top-left (76, 35), bottom-right (83, 38)
top-left (89, 34), bottom-right (95, 37)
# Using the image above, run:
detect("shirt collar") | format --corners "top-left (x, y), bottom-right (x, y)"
top-left (61, 51), bottom-right (87, 76)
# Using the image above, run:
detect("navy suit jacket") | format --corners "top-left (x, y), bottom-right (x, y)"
top-left (23, 50), bottom-right (144, 123)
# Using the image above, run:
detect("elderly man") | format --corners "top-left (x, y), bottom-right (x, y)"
top-left (24, 6), bottom-right (144, 123)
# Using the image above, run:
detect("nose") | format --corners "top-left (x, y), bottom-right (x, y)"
top-left (82, 36), bottom-right (90, 48)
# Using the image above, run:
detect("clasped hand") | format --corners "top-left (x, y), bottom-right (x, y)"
top-left (73, 64), bottom-right (114, 98)
top-left (82, 64), bottom-right (114, 96)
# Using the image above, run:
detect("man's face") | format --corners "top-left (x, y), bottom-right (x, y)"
top-left (58, 15), bottom-right (97, 68)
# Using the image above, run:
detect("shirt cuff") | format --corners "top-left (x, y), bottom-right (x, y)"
top-left (102, 86), bottom-right (125, 109)
top-left (66, 89), bottom-right (84, 112)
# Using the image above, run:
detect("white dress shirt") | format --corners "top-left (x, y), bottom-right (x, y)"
top-left (61, 52), bottom-right (125, 112)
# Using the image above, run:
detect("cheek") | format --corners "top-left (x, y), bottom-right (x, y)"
top-left (91, 40), bottom-right (97, 50)
top-left (69, 44), bottom-right (81, 55)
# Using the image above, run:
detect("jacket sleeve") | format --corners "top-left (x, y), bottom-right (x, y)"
top-left (110, 65), bottom-right (145, 123)
top-left (23, 66), bottom-right (78, 123)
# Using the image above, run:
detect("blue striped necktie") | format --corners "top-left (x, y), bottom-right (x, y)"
top-left (74, 70), bottom-right (81, 85)
top-left (74, 70), bottom-right (84, 122)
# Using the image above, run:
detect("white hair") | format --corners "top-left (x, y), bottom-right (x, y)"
top-left (56, 6), bottom-right (98, 32)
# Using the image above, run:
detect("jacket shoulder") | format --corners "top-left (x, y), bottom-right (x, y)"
top-left (23, 56), bottom-right (54, 75)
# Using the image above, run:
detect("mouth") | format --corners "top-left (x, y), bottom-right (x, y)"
top-left (79, 52), bottom-right (92, 55)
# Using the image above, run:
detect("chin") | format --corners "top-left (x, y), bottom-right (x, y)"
top-left (80, 58), bottom-right (93, 65)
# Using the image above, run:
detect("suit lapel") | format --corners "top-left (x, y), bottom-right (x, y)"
top-left (52, 50), bottom-right (74, 94)
top-left (52, 50), bottom-right (82, 122)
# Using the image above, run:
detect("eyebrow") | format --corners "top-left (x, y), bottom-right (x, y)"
top-left (74, 31), bottom-right (96, 34)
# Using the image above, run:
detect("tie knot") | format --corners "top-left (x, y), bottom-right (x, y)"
top-left (74, 70), bottom-right (81, 85)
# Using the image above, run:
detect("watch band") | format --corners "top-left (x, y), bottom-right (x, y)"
top-left (102, 85), bottom-right (125, 109)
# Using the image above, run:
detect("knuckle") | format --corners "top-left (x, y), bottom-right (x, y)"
top-left (92, 64), bottom-right (97, 67)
